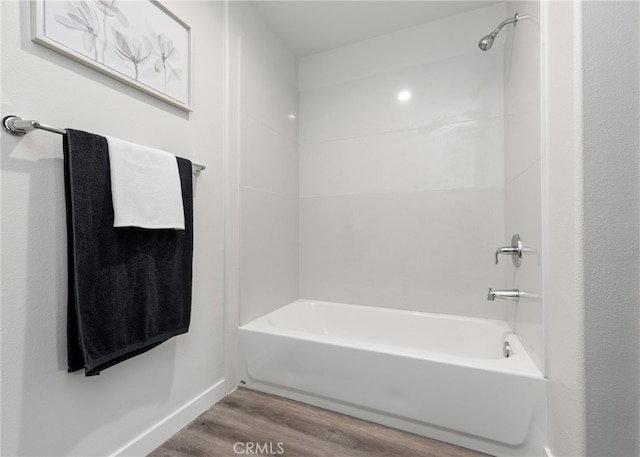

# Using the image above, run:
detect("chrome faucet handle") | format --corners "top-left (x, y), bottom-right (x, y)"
top-left (494, 246), bottom-right (520, 264)
top-left (494, 233), bottom-right (524, 267)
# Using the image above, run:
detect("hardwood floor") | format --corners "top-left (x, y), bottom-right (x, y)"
top-left (149, 388), bottom-right (491, 457)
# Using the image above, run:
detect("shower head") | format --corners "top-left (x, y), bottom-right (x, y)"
top-left (478, 33), bottom-right (497, 51)
top-left (478, 13), bottom-right (527, 51)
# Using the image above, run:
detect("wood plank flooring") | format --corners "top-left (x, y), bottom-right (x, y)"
top-left (149, 388), bottom-right (491, 457)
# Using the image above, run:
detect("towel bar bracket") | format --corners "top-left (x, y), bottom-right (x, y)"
top-left (2, 114), bottom-right (205, 174)
top-left (3, 115), bottom-right (67, 135)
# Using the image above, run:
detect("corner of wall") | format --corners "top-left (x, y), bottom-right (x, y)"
top-left (543, 0), bottom-right (587, 456)
top-left (110, 379), bottom-right (227, 457)
top-left (227, 1), bottom-right (300, 326)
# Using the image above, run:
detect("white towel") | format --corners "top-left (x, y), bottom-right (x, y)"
top-left (106, 136), bottom-right (185, 230)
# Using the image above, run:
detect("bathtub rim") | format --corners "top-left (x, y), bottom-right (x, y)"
top-left (239, 299), bottom-right (545, 379)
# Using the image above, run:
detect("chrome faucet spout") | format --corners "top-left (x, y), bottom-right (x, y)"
top-left (487, 288), bottom-right (520, 302)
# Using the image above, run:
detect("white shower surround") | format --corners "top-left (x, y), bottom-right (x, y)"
top-left (234, 2), bottom-right (549, 456)
top-left (298, 3), bottom-right (509, 322)
top-left (239, 300), bottom-right (547, 457)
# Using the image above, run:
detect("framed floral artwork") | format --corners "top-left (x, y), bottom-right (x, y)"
top-left (32, 0), bottom-right (192, 111)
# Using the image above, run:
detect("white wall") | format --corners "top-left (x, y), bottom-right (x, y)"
top-left (0, 1), bottom-right (226, 455)
top-left (581, 2), bottom-right (639, 456)
top-left (226, 2), bottom-right (299, 328)
top-left (298, 3), bottom-right (509, 319)
top-left (503, 0), bottom-right (543, 372)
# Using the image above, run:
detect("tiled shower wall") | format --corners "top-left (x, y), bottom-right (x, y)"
top-left (298, 3), bottom-right (511, 320)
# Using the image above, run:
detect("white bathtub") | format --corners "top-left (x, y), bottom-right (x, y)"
top-left (238, 300), bottom-right (547, 456)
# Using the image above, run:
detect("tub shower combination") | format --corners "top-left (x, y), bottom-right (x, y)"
top-left (241, 13), bottom-right (545, 457)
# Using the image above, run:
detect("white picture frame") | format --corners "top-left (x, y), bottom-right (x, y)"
top-left (32, 0), bottom-right (192, 112)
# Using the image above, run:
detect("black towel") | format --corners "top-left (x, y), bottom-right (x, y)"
top-left (63, 129), bottom-right (193, 376)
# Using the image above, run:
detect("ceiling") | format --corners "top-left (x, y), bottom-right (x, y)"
top-left (251, 1), bottom-right (500, 57)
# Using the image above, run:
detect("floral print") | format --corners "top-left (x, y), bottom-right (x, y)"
top-left (54, 1), bottom-right (182, 84)
top-left (93, 0), bottom-right (128, 63)
top-left (114, 31), bottom-right (152, 81)
top-left (153, 33), bottom-right (181, 92)
top-left (55, 0), bottom-right (100, 60)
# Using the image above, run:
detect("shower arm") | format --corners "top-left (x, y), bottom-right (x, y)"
top-left (489, 13), bottom-right (528, 38)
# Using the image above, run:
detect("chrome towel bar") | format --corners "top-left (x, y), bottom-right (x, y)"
top-left (2, 115), bottom-right (206, 174)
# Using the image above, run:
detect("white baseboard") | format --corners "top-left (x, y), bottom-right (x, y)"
top-left (110, 378), bottom-right (227, 457)
top-left (544, 447), bottom-right (554, 457)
